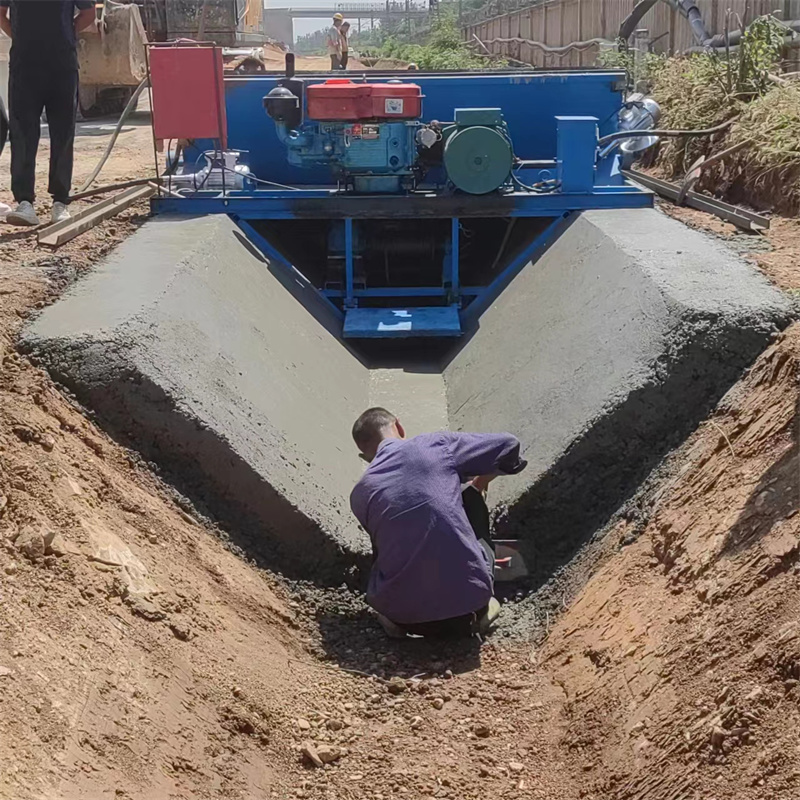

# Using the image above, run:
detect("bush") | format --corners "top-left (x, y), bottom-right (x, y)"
top-left (649, 14), bottom-right (789, 177)
top-left (381, 11), bottom-right (489, 70)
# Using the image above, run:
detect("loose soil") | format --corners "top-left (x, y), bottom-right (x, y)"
top-left (1, 110), bottom-right (799, 800)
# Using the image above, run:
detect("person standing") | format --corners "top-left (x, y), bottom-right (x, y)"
top-left (339, 21), bottom-right (350, 70)
top-left (0, 0), bottom-right (97, 226)
top-left (326, 13), bottom-right (343, 71)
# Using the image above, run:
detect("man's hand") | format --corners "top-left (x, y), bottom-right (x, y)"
top-left (0, 7), bottom-right (12, 39)
top-left (75, 6), bottom-right (98, 33)
top-left (469, 474), bottom-right (497, 495)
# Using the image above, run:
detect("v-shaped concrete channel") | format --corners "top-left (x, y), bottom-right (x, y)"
top-left (22, 210), bottom-right (792, 588)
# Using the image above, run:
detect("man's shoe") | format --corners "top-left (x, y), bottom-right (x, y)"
top-left (6, 201), bottom-right (40, 226)
top-left (376, 612), bottom-right (407, 639)
top-left (51, 202), bottom-right (71, 224)
top-left (476, 596), bottom-right (502, 635)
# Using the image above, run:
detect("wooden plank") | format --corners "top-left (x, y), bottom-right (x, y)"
top-left (37, 184), bottom-right (154, 247)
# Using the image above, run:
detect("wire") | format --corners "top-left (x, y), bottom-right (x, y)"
top-left (512, 173), bottom-right (560, 194)
top-left (187, 151), bottom-right (302, 192)
top-left (235, 171), bottom-right (302, 191)
top-left (597, 119), bottom-right (733, 147)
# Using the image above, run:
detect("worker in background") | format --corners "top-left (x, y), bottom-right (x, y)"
top-left (327, 13), bottom-right (343, 71)
top-left (350, 408), bottom-right (527, 639)
top-left (0, 0), bottom-right (98, 227)
top-left (339, 21), bottom-right (350, 70)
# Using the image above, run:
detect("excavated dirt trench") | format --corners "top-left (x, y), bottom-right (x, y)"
top-left (5, 109), bottom-right (800, 800)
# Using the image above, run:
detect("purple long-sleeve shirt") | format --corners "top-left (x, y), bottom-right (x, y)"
top-left (350, 432), bottom-right (526, 625)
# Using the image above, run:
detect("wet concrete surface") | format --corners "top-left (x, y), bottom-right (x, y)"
top-left (22, 209), bottom-right (793, 587)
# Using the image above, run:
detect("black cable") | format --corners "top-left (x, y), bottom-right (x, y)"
top-left (597, 119), bottom-right (733, 147)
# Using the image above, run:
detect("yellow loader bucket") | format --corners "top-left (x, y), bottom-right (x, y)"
top-left (77, 2), bottom-right (148, 87)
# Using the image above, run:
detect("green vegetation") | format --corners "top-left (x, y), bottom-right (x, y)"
top-left (597, 40), bottom-right (666, 87)
top-left (381, 11), bottom-right (490, 69)
top-left (643, 14), bottom-right (800, 212)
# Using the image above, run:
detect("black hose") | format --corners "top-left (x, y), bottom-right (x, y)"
top-left (619, 0), bottom-right (710, 47)
top-left (619, 0), bottom-right (660, 42)
top-left (597, 119), bottom-right (733, 147)
top-left (703, 19), bottom-right (800, 49)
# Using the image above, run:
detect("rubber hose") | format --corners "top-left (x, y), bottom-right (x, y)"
top-left (77, 77), bottom-right (149, 193)
top-left (619, 0), bottom-right (710, 47)
top-left (597, 119), bottom-right (733, 147)
top-left (619, 0), bottom-right (660, 42)
top-left (703, 19), bottom-right (800, 49)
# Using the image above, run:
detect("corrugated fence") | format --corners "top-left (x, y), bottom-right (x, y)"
top-left (464, 0), bottom-right (800, 68)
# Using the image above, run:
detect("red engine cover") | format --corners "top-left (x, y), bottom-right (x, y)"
top-left (305, 80), bottom-right (423, 121)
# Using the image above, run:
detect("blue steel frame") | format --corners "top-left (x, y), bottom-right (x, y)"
top-left (151, 69), bottom-right (653, 334)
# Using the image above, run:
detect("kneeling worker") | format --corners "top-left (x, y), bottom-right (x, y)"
top-left (350, 408), bottom-right (527, 638)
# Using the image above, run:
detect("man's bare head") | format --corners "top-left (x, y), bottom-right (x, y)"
top-left (352, 407), bottom-right (405, 462)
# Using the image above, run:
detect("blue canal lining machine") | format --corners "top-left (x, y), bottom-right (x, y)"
top-left (147, 45), bottom-right (654, 339)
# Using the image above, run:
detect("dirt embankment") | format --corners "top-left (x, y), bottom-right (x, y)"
top-left (1, 105), bottom-right (800, 800)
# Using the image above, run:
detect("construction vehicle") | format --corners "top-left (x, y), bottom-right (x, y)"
top-left (78, 0), bottom-right (261, 118)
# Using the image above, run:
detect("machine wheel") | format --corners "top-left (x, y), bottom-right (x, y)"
top-left (79, 86), bottom-right (138, 119)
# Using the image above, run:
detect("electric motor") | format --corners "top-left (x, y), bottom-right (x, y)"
top-left (442, 109), bottom-right (513, 195)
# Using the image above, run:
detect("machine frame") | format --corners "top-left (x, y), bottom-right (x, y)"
top-left (151, 67), bottom-right (654, 338)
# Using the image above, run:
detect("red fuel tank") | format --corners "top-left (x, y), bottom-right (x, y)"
top-left (306, 80), bottom-right (423, 121)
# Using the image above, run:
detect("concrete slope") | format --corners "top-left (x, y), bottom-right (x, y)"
top-left (444, 208), bottom-right (793, 581)
top-left (23, 215), bottom-right (372, 580)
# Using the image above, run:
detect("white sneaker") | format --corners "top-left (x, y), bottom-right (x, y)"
top-left (476, 596), bottom-right (502, 635)
top-left (51, 202), bottom-right (70, 224)
top-left (6, 201), bottom-right (40, 227)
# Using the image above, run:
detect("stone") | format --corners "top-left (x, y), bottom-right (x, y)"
top-left (125, 593), bottom-right (166, 621)
top-left (302, 741), bottom-right (324, 768)
top-left (509, 761), bottom-right (524, 773)
top-left (169, 620), bottom-right (193, 641)
top-left (387, 677), bottom-right (406, 695)
top-left (326, 718), bottom-right (344, 732)
top-left (15, 526), bottom-right (45, 560)
top-left (410, 716), bottom-right (423, 730)
top-left (432, 698), bottom-right (445, 710)
top-left (0, 666), bottom-right (11, 677)
top-left (316, 745), bottom-right (342, 764)
top-left (43, 530), bottom-right (67, 557)
top-left (39, 433), bottom-right (56, 452)
top-left (84, 521), bottom-right (157, 597)
top-left (0, 495), bottom-right (7, 517)
top-left (297, 719), bottom-right (311, 731)
top-left (4, 561), bottom-right (18, 576)
top-left (473, 723), bottom-right (491, 738)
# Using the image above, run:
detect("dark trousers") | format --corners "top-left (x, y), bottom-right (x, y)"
top-left (330, 55), bottom-right (341, 70)
top-left (9, 65), bottom-right (78, 204)
top-left (398, 486), bottom-right (495, 639)
top-left (340, 52), bottom-right (349, 69)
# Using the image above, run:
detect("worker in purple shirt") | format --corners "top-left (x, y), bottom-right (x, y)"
top-left (349, 407), bottom-right (527, 639)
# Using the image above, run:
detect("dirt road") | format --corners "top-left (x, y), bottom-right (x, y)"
top-left (0, 108), bottom-right (799, 800)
